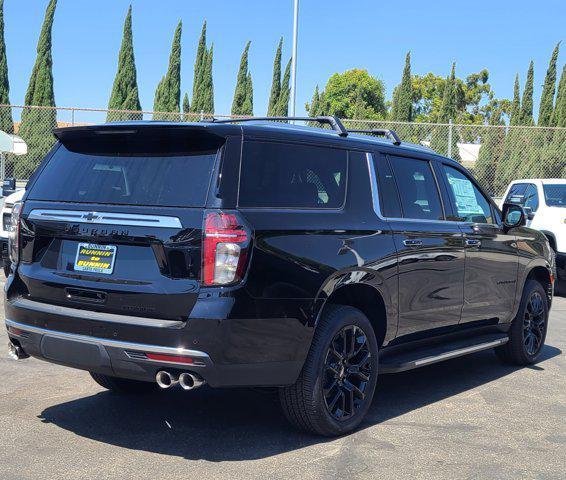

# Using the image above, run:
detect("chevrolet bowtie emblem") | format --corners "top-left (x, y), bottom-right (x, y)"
top-left (82, 212), bottom-right (101, 222)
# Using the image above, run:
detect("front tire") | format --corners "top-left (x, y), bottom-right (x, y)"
top-left (279, 304), bottom-right (378, 436)
top-left (495, 279), bottom-right (549, 365)
top-left (90, 372), bottom-right (158, 394)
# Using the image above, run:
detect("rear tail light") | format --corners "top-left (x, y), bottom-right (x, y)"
top-left (8, 201), bottom-right (23, 265)
top-left (203, 211), bottom-right (250, 286)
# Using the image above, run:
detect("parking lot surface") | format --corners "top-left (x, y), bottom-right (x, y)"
top-left (1, 285), bottom-right (565, 480)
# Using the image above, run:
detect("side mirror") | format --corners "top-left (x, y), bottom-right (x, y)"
top-left (523, 206), bottom-right (535, 221)
top-left (502, 202), bottom-right (526, 230)
top-left (2, 177), bottom-right (16, 197)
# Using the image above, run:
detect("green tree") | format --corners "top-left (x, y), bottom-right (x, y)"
top-left (431, 63), bottom-right (460, 160)
top-left (17, 0), bottom-right (58, 178)
top-left (0, 0), bottom-right (12, 133)
top-left (274, 59), bottom-right (291, 117)
top-left (201, 44), bottom-right (214, 114)
top-left (552, 65), bottom-right (566, 127)
top-left (153, 20), bottom-right (182, 121)
top-left (509, 74), bottom-right (521, 125)
top-left (267, 37), bottom-right (283, 116)
top-left (390, 52), bottom-right (413, 122)
top-left (182, 92), bottom-right (190, 121)
top-left (519, 61), bottom-right (534, 125)
top-left (474, 108), bottom-right (505, 193)
top-left (231, 42), bottom-right (252, 115)
top-left (106, 5), bottom-right (142, 121)
top-left (243, 73), bottom-right (253, 116)
top-left (190, 21), bottom-right (207, 113)
top-left (316, 69), bottom-right (386, 120)
top-left (538, 42), bottom-right (560, 126)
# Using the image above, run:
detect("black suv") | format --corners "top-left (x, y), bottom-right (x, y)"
top-left (5, 117), bottom-right (554, 436)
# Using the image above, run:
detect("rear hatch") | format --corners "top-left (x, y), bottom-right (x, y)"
top-left (14, 125), bottom-right (226, 321)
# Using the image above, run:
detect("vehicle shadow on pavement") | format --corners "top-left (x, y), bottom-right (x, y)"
top-left (38, 344), bottom-right (561, 461)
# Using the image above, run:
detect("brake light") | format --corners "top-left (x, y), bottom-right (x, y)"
top-left (203, 211), bottom-right (249, 286)
top-left (8, 201), bottom-right (23, 265)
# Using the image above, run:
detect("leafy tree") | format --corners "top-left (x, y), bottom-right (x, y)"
top-left (519, 61), bottom-right (534, 125)
top-left (538, 42), bottom-right (560, 126)
top-left (106, 5), bottom-right (142, 121)
top-left (274, 59), bottom-right (291, 117)
top-left (267, 37), bottom-right (283, 116)
top-left (316, 69), bottom-right (386, 120)
top-left (190, 21), bottom-right (208, 113)
top-left (430, 63), bottom-right (460, 160)
top-left (0, 0), bottom-right (12, 133)
top-left (182, 92), bottom-right (190, 120)
top-left (153, 20), bottom-right (182, 121)
top-left (231, 42), bottom-right (253, 115)
top-left (552, 65), bottom-right (566, 127)
top-left (390, 52), bottom-right (413, 122)
top-left (474, 108), bottom-right (505, 193)
top-left (509, 74), bottom-right (521, 126)
top-left (17, 0), bottom-right (58, 178)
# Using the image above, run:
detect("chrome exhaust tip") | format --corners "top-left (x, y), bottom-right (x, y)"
top-left (178, 372), bottom-right (205, 391)
top-left (155, 371), bottom-right (178, 389)
top-left (8, 342), bottom-right (29, 360)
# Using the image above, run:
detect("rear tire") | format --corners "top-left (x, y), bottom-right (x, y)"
top-left (279, 304), bottom-right (378, 436)
top-left (495, 279), bottom-right (549, 365)
top-left (90, 372), bottom-right (158, 394)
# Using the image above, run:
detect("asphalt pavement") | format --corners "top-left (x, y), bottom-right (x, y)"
top-left (0, 285), bottom-right (565, 480)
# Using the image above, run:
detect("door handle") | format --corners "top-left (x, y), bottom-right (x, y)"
top-left (403, 239), bottom-right (423, 248)
top-left (465, 239), bottom-right (482, 247)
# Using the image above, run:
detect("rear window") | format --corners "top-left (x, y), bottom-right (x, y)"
top-left (238, 141), bottom-right (347, 208)
top-left (28, 144), bottom-right (217, 207)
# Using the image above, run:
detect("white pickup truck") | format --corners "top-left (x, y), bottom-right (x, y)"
top-left (501, 179), bottom-right (566, 291)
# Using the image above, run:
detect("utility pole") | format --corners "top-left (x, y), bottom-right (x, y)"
top-left (290, 0), bottom-right (299, 117)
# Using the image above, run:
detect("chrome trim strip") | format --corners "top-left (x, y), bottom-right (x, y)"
top-left (28, 209), bottom-right (182, 228)
top-left (412, 338), bottom-right (508, 367)
top-left (5, 319), bottom-right (210, 358)
top-left (11, 298), bottom-right (185, 329)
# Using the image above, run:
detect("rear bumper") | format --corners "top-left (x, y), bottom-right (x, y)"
top-left (4, 295), bottom-right (311, 388)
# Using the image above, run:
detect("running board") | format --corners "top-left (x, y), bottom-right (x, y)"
top-left (380, 333), bottom-right (509, 374)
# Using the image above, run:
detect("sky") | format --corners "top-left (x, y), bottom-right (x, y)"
top-left (4, 0), bottom-right (566, 121)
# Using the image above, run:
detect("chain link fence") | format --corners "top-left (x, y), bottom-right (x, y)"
top-left (2, 105), bottom-right (565, 197)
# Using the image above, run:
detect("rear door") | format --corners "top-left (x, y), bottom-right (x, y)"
top-left (437, 163), bottom-right (518, 324)
top-left (16, 126), bottom-right (226, 322)
top-left (376, 153), bottom-right (465, 338)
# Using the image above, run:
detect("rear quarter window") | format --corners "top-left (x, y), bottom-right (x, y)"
top-left (238, 141), bottom-right (347, 209)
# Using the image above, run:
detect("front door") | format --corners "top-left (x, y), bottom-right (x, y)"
top-left (438, 164), bottom-right (519, 324)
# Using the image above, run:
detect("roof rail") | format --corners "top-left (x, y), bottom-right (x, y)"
top-left (349, 129), bottom-right (401, 146)
top-left (211, 116), bottom-right (349, 137)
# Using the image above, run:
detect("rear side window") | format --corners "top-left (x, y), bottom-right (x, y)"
top-left (238, 142), bottom-right (347, 208)
top-left (505, 183), bottom-right (528, 204)
top-left (387, 155), bottom-right (443, 220)
top-left (27, 145), bottom-right (217, 207)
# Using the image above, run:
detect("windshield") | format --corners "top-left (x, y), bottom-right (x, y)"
top-left (28, 144), bottom-right (218, 207)
top-left (543, 184), bottom-right (566, 207)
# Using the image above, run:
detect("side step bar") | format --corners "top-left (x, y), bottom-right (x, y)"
top-left (380, 333), bottom-right (509, 374)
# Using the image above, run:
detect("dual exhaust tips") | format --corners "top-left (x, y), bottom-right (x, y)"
top-left (155, 371), bottom-right (205, 390)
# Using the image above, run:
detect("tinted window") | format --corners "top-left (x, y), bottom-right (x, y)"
top-left (442, 165), bottom-right (493, 224)
top-left (28, 145), bottom-right (217, 207)
top-left (388, 156), bottom-right (443, 220)
top-left (543, 184), bottom-right (566, 207)
top-left (374, 154), bottom-right (402, 217)
top-left (238, 142), bottom-right (347, 208)
top-left (523, 184), bottom-right (539, 211)
top-left (505, 183), bottom-right (528, 204)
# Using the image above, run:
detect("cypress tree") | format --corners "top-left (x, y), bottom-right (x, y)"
top-left (307, 85), bottom-right (320, 116)
top-left (510, 74), bottom-right (521, 126)
top-left (153, 20), bottom-right (182, 121)
top-left (190, 21), bottom-right (207, 113)
top-left (538, 42), bottom-right (560, 126)
top-left (474, 108), bottom-right (505, 194)
top-left (390, 51), bottom-right (413, 122)
top-left (552, 65), bottom-right (566, 127)
top-left (274, 58), bottom-right (291, 117)
top-left (242, 72), bottom-right (253, 116)
top-left (267, 37), bottom-right (282, 116)
top-left (182, 92), bottom-right (190, 121)
top-left (519, 61), bottom-right (534, 125)
top-left (231, 42), bottom-right (251, 115)
top-left (201, 44), bottom-right (214, 114)
top-left (106, 5), bottom-right (142, 121)
top-left (0, 0), bottom-right (12, 133)
top-left (431, 63), bottom-right (460, 160)
top-left (18, 0), bottom-right (58, 178)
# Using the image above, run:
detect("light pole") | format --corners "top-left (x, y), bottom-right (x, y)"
top-left (290, 0), bottom-right (299, 117)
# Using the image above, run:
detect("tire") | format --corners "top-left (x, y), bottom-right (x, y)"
top-left (495, 279), bottom-right (549, 365)
top-left (279, 304), bottom-right (379, 436)
top-left (90, 372), bottom-right (158, 394)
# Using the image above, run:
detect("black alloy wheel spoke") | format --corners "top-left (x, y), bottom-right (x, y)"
top-left (522, 292), bottom-right (546, 356)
